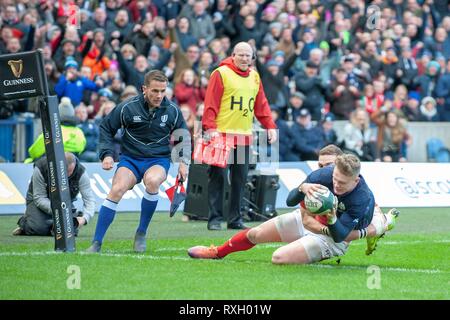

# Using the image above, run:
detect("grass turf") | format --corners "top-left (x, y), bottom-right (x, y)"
top-left (0, 208), bottom-right (449, 300)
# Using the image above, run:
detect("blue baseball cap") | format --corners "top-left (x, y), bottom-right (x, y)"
top-left (299, 108), bottom-right (310, 117)
top-left (98, 88), bottom-right (113, 98)
top-left (273, 50), bottom-right (285, 58)
top-left (408, 91), bottom-right (420, 102)
top-left (323, 112), bottom-right (335, 122)
top-left (267, 59), bottom-right (281, 68)
top-left (64, 58), bottom-right (78, 70)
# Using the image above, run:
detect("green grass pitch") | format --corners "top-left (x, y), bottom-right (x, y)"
top-left (0, 208), bottom-right (449, 300)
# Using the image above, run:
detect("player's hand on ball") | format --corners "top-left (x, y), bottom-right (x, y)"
top-left (325, 209), bottom-right (337, 225)
top-left (102, 156), bottom-right (114, 170)
top-left (300, 183), bottom-right (328, 199)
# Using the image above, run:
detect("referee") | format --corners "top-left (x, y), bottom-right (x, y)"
top-left (87, 70), bottom-right (191, 253)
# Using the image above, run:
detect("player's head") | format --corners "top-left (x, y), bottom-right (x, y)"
top-left (232, 42), bottom-right (254, 71)
top-left (143, 70), bottom-right (168, 107)
top-left (318, 144), bottom-right (343, 168)
top-left (332, 153), bottom-right (360, 195)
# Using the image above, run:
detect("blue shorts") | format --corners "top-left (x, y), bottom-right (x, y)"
top-left (117, 155), bottom-right (170, 183)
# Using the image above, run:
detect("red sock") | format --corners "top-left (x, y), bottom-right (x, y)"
top-left (217, 229), bottom-right (255, 258)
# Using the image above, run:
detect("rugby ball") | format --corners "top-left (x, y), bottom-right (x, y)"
top-left (304, 186), bottom-right (337, 215)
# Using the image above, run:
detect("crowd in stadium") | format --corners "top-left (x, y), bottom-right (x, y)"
top-left (0, 0), bottom-right (449, 163)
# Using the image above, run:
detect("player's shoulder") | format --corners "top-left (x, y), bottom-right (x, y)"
top-left (163, 98), bottom-right (181, 116)
top-left (310, 165), bottom-right (334, 178)
top-left (308, 165), bottom-right (334, 184)
top-left (348, 176), bottom-right (374, 203)
top-left (117, 94), bottom-right (142, 112)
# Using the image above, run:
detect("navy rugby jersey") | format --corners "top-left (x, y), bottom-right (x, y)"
top-left (98, 94), bottom-right (190, 162)
top-left (287, 165), bottom-right (375, 242)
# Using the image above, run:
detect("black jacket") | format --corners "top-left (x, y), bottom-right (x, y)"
top-left (257, 53), bottom-right (297, 108)
top-left (99, 94), bottom-right (190, 162)
top-left (295, 73), bottom-right (327, 121)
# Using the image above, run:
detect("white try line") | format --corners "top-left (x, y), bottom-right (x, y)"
top-left (0, 250), bottom-right (446, 275)
top-left (153, 239), bottom-right (450, 252)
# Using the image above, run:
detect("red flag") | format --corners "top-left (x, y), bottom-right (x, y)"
top-left (165, 176), bottom-right (186, 202)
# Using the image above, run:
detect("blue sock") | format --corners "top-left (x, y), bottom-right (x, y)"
top-left (93, 199), bottom-right (118, 243)
top-left (136, 191), bottom-right (158, 234)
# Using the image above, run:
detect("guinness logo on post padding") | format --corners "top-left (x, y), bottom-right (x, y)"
top-left (8, 59), bottom-right (23, 78)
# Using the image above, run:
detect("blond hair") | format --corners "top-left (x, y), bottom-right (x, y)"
top-left (335, 153), bottom-right (360, 177)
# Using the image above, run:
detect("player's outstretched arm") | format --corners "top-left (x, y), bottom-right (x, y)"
top-left (301, 208), bottom-right (327, 234)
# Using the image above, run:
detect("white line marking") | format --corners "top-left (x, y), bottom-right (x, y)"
top-left (0, 250), bottom-right (446, 274)
top-left (154, 239), bottom-right (450, 252)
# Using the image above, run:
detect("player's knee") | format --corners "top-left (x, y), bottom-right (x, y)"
top-left (109, 184), bottom-right (129, 199)
top-left (144, 175), bottom-right (163, 190)
top-left (247, 227), bottom-right (261, 244)
top-left (271, 249), bottom-right (288, 265)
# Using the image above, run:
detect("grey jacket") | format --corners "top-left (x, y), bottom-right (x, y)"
top-left (29, 167), bottom-right (96, 223)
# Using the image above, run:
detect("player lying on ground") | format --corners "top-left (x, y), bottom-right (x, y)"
top-left (314, 145), bottom-right (398, 255)
top-left (188, 153), bottom-right (398, 264)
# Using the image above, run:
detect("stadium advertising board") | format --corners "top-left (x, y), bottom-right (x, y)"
top-left (0, 162), bottom-right (449, 215)
top-left (308, 161), bottom-right (450, 208)
top-left (0, 51), bottom-right (46, 101)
